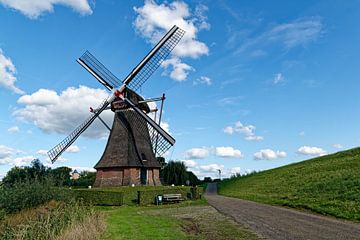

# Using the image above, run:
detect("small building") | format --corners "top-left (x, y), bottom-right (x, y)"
top-left (71, 169), bottom-right (80, 180)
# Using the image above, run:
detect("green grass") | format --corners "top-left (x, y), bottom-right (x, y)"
top-left (99, 200), bottom-right (258, 240)
top-left (218, 147), bottom-right (360, 221)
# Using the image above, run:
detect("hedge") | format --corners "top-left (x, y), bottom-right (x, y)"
top-left (69, 189), bottom-right (124, 206)
top-left (137, 187), bottom-right (203, 205)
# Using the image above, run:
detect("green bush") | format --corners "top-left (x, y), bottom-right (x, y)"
top-left (137, 187), bottom-right (203, 205)
top-left (70, 189), bottom-right (123, 206)
top-left (0, 179), bottom-right (71, 215)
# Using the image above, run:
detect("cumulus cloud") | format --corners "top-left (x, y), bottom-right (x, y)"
top-left (224, 121), bottom-right (263, 141)
top-left (12, 155), bottom-right (35, 167)
top-left (69, 166), bottom-right (96, 172)
top-left (185, 147), bottom-right (209, 159)
top-left (180, 159), bottom-right (197, 168)
top-left (66, 145), bottom-right (80, 153)
top-left (254, 149), bottom-right (287, 160)
top-left (199, 163), bottom-right (224, 173)
top-left (133, 0), bottom-right (209, 81)
top-left (0, 145), bottom-right (36, 166)
top-left (332, 144), bottom-right (343, 149)
top-left (161, 58), bottom-right (193, 81)
top-left (273, 73), bottom-right (284, 84)
top-left (229, 167), bottom-right (241, 175)
top-left (0, 0), bottom-right (92, 19)
top-left (297, 146), bottom-right (327, 156)
top-left (193, 76), bottom-right (212, 86)
top-left (215, 147), bottom-right (243, 158)
top-left (0, 145), bottom-right (14, 165)
top-left (0, 49), bottom-right (24, 94)
top-left (14, 85), bottom-right (114, 138)
top-left (36, 149), bottom-right (48, 156)
top-left (7, 126), bottom-right (20, 133)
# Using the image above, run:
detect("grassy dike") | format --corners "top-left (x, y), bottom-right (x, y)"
top-left (218, 147), bottom-right (360, 221)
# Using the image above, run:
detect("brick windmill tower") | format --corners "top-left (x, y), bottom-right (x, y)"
top-left (48, 26), bottom-right (184, 187)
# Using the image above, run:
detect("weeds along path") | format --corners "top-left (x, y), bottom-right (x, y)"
top-left (205, 183), bottom-right (360, 240)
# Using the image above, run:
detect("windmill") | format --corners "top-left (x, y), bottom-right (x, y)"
top-left (47, 26), bottom-right (185, 187)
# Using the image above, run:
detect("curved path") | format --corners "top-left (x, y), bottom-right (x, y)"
top-left (205, 183), bottom-right (360, 240)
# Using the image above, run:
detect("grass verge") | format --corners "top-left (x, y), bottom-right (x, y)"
top-left (99, 200), bottom-right (258, 240)
top-left (218, 147), bottom-right (360, 221)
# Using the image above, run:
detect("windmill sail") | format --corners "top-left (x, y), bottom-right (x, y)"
top-left (124, 26), bottom-right (185, 91)
top-left (123, 99), bottom-right (175, 157)
top-left (47, 98), bottom-right (111, 163)
top-left (78, 51), bottom-right (121, 90)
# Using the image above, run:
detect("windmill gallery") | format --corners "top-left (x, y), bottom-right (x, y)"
top-left (47, 26), bottom-right (185, 187)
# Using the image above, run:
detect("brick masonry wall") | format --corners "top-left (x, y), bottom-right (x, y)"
top-left (94, 167), bottom-right (162, 187)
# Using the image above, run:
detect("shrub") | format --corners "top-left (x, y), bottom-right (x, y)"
top-left (70, 189), bottom-right (123, 206)
top-left (137, 187), bottom-right (203, 205)
top-left (0, 179), bottom-right (71, 215)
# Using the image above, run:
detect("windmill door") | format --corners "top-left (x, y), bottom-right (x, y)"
top-left (140, 168), bottom-right (147, 185)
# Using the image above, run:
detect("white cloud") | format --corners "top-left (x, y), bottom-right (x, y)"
top-left (194, 76), bottom-right (212, 86)
top-left (215, 147), bottom-right (243, 158)
top-left (14, 85), bottom-right (114, 139)
top-left (185, 147), bottom-right (209, 159)
top-left (66, 145), bottom-right (80, 153)
top-left (69, 166), bottom-right (96, 172)
top-left (0, 0), bottom-right (92, 19)
top-left (297, 146), bottom-right (327, 156)
top-left (180, 159), bottom-right (197, 168)
top-left (299, 131), bottom-right (305, 137)
top-left (36, 149), bottom-right (48, 156)
top-left (7, 126), bottom-right (20, 133)
top-left (254, 149), bottom-right (287, 160)
top-left (217, 96), bottom-right (244, 106)
top-left (238, 17), bottom-right (323, 53)
top-left (229, 167), bottom-right (241, 175)
top-left (273, 73), bottom-right (284, 84)
top-left (12, 155), bottom-right (34, 167)
top-left (223, 126), bottom-right (234, 134)
top-left (269, 17), bottom-right (323, 48)
top-left (0, 49), bottom-right (24, 94)
top-left (332, 144), bottom-right (343, 149)
top-left (0, 145), bottom-right (14, 165)
top-left (199, 163), bottom-right (224, 173)
top-left (161, 58), bottom-right (193, 81)
top-left (224, 121), bottom-right (264, 141)
top-left (133, 0), bottom-right (209, 81)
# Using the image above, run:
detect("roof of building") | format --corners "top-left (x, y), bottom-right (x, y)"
top-left (94, 110), bottom-right (161, 169)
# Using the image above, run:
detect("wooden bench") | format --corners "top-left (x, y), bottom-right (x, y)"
top-left (162, 193), bottom-right (184, 203)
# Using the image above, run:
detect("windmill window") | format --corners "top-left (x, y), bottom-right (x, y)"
top-left (141, 153), bottom-right (147, 161)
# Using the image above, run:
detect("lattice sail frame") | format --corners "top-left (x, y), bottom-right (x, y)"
top-left (79, 51), bottom-right (121, 90)
top-left (121, 108), bottom-right (172, 157)
top-left (126, 28), bottom-right (185, 92)
top-left (48, 99), bottom-right (111, 162)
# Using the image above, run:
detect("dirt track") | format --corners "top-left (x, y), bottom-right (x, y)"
top-left (205, 183), bottom-right (360, 240)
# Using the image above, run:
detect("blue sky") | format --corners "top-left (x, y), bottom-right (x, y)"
top-left (1, 0), bottom-right (360, 179)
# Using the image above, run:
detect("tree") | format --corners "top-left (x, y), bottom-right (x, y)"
top-left (72, 171), bottom-right (96, 187)
top-left (162, 161), bottom-right (188, 186)
top-left (49, 167), bottom-right (72, 186)
top-left (186, 171), bottom-right (200, 186)
top-left (156, 156), bottom-right (166, 168)
top-left (2, 159), bottom-right (48, 187)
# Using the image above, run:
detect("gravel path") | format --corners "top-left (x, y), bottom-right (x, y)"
top-left (205, 183), bottom-right (360, 240)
